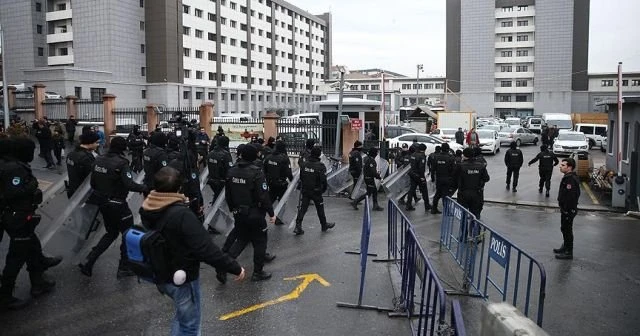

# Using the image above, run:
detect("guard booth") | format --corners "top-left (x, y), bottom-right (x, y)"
top-left (398, 105), bottom-right (439, 134)
top-left (314, 98), bottom-right (382, 153)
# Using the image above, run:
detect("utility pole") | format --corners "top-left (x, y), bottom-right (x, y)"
top-left (617, 62), bottom-right (623, 175)
top-left (333, 67), bottom-right (346, 159)
top-left (416, 64), bottom-right (423, 106)
top-left (1, 24), bottom-right (9, 130)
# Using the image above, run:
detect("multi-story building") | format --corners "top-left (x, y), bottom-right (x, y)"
top-left (0, 0), bottom-right (332, 116)
top-left (588, 72), bottom-right (640, 112)
top-left (446, 0), bottom-right (591, 118)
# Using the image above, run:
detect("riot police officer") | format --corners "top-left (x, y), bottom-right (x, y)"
top-left (195, 127), bottom-right (210, 167)
top-left (298, 138), bottom-right (316, 168)
top-left (142, 132), bottom-right (169, 190)
top-left (528, 144), bottom-right (559, 197)
top-left (79, 137), bottom-right (148, 279)
top-left (262, 136), bottom-right (276, 159)
top-left (351, 147), bottom-right (384, 211)
top-left (455, 148), bottom-right (490, 219)
top-left (207, 135), bottom-right (233, 202)
top-left (504, 141), bottom-right (524, 192)
top-left (406, 144), bottom-right (431, 212)
top-left (224, 145), bottom-right (276, 282)
top-left (168, 134), bottom-right (204, 222)
top-left (396, 143), bottom-right (418, 206)
top-left (66, 132), bottom-right (100, 198)
top-left (127, 125), bottom-right (146, 173)
top-left (348, 140), bottom-right (364, 196)
top-left (295, 146), bottom-right (336, 235)
top-left (0, 137), bottom-right (61, 309)
top-left (427, 146), bottom-right (441, 182)
top-left (264, 140), bottom-right (293, 226)
top-left (431, 143), bottom-right (455, 214)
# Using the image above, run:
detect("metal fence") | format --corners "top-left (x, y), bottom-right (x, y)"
top-left (158, 106), bottom-right (200, 123)
top-left (113, 107), bottom-right (147, 134)
top-left (450, 301), bottom-right (467, 336)
top-left (276, 118), bottom-right (338, 156)
top-left (76, 100), bottom-right (103, 121)
top-left (14, 97), bottom-right (34, 109)
top-left (42, 99), bottom-right (67, 121)
top-left (439, 197), bottom-right (547, 326)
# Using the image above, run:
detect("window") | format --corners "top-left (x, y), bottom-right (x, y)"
top-left (183, 91), bottom-right (190, 99)
top-left (501, 36), bottom-right (513, 42)
top-left (230, 20), bottom-right (237, 28)
top-left (580, 126), bottom-right (595, 135)
top-left (183, 48), bottom-right (191, 57)
top-left (350, 85), bottom-right (358, 90)
top-left (140, 0), bottom-right (144, 7)
top-left (208, 52), bottom-right (216, 61)
top-left (518, 5), bottom-right (528, 11)
top-left (57, 3), bottom-right (66, 10)
top-left (196, 71), bottom-right (203, 79)
top-left (501, 21), bottom-right (513, 27)
top-left (241, 41), bottom-right (247, 49)
top-left (90, 88), bottom-right (106, 101)
top-left (140, 21), bottom-right (145, 31)
top-left (516, 65), bottom-right (528, 72)
top-left (183, 5), bottom-right (190, 14)
top-left (209, 72), bottom-right (216, 81)
top-left (184, 70), bottom-right (191, 78)
top-left (74, 87), bottom-right (82, 99)
top-left (240, 5), bottom-right (247, 13)
top-left (220, 36), bottom-right (226, 43)
top-left (141, 67), bottom-right (146, 76)
top-left (230, 2), bottom-right (236, 9)
top-left (595, 126), bottom-right (607, 137)
top-left (35, 2), bottom-right (41, 11)
top-left (230, 38), bottom-right (236, 46)
top-left (241, 76), bottom-right (247, 84)
top-left (195, 29), bottom-right (203, 38)
top-left (516, 80), bottom-right (528, 87)
top-left (220, 17), bottom-right (226, 24)
top-left (38, 47), bottom-right (44, 56)
top-left (515, 95), bottom-right (528, 102)
top-left (602, 80), bottom-right (614, 87)
top-left (371, 84), bottom-right (380, 90)
top-left (220, 74), bottom-right (226, 81)
top-left (208, 13), bottom-right (216, 21)
top-left (501, 6), bottom-right (513, 12)
top-left (208, 33), bottom-right (216, 41)
top-left (632, 80), bottom-right (640, 86)
top-left (517, 35), bottom-right (529, 42)
top-left (516, 50), bottom-right (529, 57)
top-left (241, 58), bottom-right (248, 66)
top-left (230, 56), bottom-right (237, 64)
top-left (60, 47), bottom-right (69, 55)
top-left (141, 90), bottom-right (146, 99)
top-left (517, 20), bottom-right (529, 27)
top-left (183, 26), bottom-right (191, 35)
top-left (623, 122), bottom-right (630, 159)
top-left (360, 85), bottom-right (369, 90)
top-left (208, 92), bottom-right (215, 100)
top-left (259, 13), bottom-right (263, 19)
top-left (501, 51), bottom-right (513, 57)
top-left (195, 9), bottom-right (203, 17)
top-left (196, 92), bottom-right (203, 100)
top-left (501, 65), bottom-right (512, 72)
top-left (426, 83), bottom-right (434, 89)
top-left (241, 24), bottom-right (247, 31)
top-left (231, 75), bottom-right (237, 83)
top-left (140, 44), bottom-right (145, 53)
top-left (622, 80), bottom-right (629, 86)
top-left (500, 81), bottom-right (512, 87)
top-left (36, 25), bottom-right (42, 34)
top-left (499, 95), bottom-right (511, 102)
top-left (230, 94), bottom-right (237, 101)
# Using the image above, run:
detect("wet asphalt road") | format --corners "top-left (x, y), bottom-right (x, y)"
top-left (1, 144), bottom-right (636, 335)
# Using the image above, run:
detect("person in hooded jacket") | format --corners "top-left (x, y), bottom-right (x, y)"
top-left (143, 132), bottom-right (170, 191)
top-left (140, 166), bottom-right (245, 335)
top-left (263, 140), bottom-right (293, 226)
top-left (504, 141), bottom-right (524, 192)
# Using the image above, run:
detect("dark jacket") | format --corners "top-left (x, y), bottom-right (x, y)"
top-left (300, 156), bottom-right (328, 195)
top-left (90, 153), bottom-right (147, 200)
top-left (127, 132), bottom-right (146, 152)
top-left (558, 172), bottom-right (581, 211)
top-left (504, 148), bottom-right (524, 168)
top-left (0, 158), bottom-right (41, 211)
top-left (348, 148), bottom-right (363, 176)
top-left (140, 193), bottom-right (242, 283)
top-left (362, 155), bottom-right (381, 179)
top-left (455, 130), bottom-right (465, 145)
top-left (207, 148), bottom-right (233, 182)
top-left (264, 152), bottom-right (293, 185)
top-left (66, 146), bottom-right (96, 197)
top-left (434, 152), bottom-right (455, 185)
top-left (455, 158), bottom-right (490, 192)
top-left (409, 152), bottom-right (427, 180)
top-left (225, 159), bottom-right (275, 218)
top-left (143, 145), bottom-right (169, 188)
top-left (65, 119), bottom-right (78, 133)
top-left (35, 126), bottom-right (53, 148)
top-left (528, 151), bottom-right (559, 171)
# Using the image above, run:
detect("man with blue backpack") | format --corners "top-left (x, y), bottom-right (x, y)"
top-left (137, 167), bottom-right (245, 335)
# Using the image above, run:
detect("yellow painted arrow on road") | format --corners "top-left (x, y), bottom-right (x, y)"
top-left (219, 273), bottom-right (331, 321)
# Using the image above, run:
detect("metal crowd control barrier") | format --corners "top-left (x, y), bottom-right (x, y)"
top-left (450, 300), bottom-right (467, 336)
top-left (439, 197), bottom-right (547, 326)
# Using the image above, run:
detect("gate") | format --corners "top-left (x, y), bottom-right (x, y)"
top-left (276, 118), bottom-right (338, 156)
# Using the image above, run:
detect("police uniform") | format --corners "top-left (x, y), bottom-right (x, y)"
top-left (348, 146), bottom-right (364, 189)
top-left (169, 146), bottom-right (204, 221)
top-left (455, 151), bottom-right (490, 219)
top-left (80, 138), bottom-right (147, 278)
top-left (66, 145), bottom-right (96, 198)
top-left (297, 139), bottom-right (316, 168)
top-left (555, 170), bottom-right (580, 259)
top-left (431, 149), bottom-right (455, 213)
top-left (295, 147), bottom-right (335, 234)
top-left (142, 138), bottom-right (169, 190)
top-left (407, 145), bottom-right (431, 211)
top-left (427, 148), bottom-right (440, 182)
top-left (225, 147), bottom-right (275, 281)
top-left (207, 143), bottom-right (233, 201)
top-left (504, 145), bottom-right (524, 191)
top-left (126, 129), bottom-right (145, 173)
top-left (528, 146), bottom-right (559, 196)
top-left (263, 144), bottom-right (293, 205)
top-left (351, 148), bottom-right (383, 211)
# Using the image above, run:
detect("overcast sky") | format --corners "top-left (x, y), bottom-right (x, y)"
top-left (293, 0), bottom-right (640, 77)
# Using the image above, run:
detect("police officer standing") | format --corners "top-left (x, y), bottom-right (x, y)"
top-left (554, 158), bottom-right (581, 260)
top-left (455, 148), bottom-right (490, 219)
top-left (66, 132), bottom-right (99, 198)
top-left (206, 135), bottom-right (232, 234)
top-left (295, 146), bottom-right (336, 234)
top-left (0, 138), bottom-right (62, 309)
top-left (504, 141), bottom-right (523, 192)
top-left (298, 138), bottom-right (316, 168)
top-left (427, 146), bottom-right (441, 182)
top-left (396, 144), bottom-right (412, 205)
top-left (127, 125), bottom-right (146, 173)
top-left (406, 144), bottom-right (431, 212)
top-left (348, 140), bottom-right (364, 196)
top-left (351, 147), bottom-right (384, 211)
top-left (264, 140), bottom-right (293, 226)
top-left (143, 132), bottom-right (169, 191)
top-left (528, 144), bottom-right (559, 197)
top-left (79, 137), bottom-right (148, 278)
top-left (195, 127), bottom-right (210, 167)
top-left (431, 143), bottom-right (455, 214)
top-left (224, 145), bottom-right (276, 281)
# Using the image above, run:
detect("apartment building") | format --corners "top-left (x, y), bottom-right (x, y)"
top-left (588, 72), bottom-right (640, 112)
top-left (446, 0), bottom-right (590, 118)
top-left (0, 0), bottom-right (331, 116)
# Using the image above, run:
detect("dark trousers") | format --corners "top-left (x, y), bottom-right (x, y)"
top-left (350, 173), bottom-right (360, 196)
top-left (208, 180), bottom-right (224, 203)
top-left (228, 217), bottom-right (268, 272)
top-left (53, 146), bottom-right (63, 164)
top-left (268, 183), bottom-right (287, 203)
top-left (432, 182), bottom-right (452, 210)
top-left (506, 167), bottom-right (521, 187)
top-left (407, 177), bottom-right (430, 208)
top-left (458, 190), bottom-right (484, 219)
top-left (539, 170), bottom-right (552, 191)
top-left (130, 150), bottom-right (143, 172)
top-left (41, 145), bottom-right (55, 167)
top-left (354, 177), bottom-right (378, 206)
top-left (67, 132), bottom-right (75, 145)
top-left (295, 193), bottom-right (328, 227)
top-left (88, 200), bottom-right (133, 266)
top-left (560, 210), bottom-right (576, 251)
top-left (0, 212), bottom-right (45, 293)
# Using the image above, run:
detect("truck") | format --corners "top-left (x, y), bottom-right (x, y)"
top-left (436, 111), bottom-right (477, 131)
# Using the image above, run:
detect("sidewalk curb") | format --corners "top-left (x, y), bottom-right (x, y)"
top-left (483, 198), bottom-right (624, 213)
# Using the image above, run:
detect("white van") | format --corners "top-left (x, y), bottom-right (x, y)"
top-left (574, 123), bottom-right (608, 149)
top-left (505, 117), bottom-right (521, 127)
top-left (526, 117), bottom-right (543, 133)
top-left (542, 113), bottom-right (573, 130)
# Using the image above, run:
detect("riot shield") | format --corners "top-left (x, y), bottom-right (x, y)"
top-left (350, 156), bottom-right (389, 200)
top-left (273, 170), bottom-right (301, 228)
top-left (381, 165), bottom-right (411, 200)
top-left (202, 187), bottom-right (234, 233)
top-left (327, 165), bottom-right (352, 193)
top-left (320, 154), bottom-right (333, 174)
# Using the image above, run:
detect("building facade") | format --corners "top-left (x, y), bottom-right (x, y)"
top-left (0, 0), bottom-right (331, 116)
top-left (588, 72), bottom-right (640, 112)
top-left (446, 0), bottom-right (590, 118)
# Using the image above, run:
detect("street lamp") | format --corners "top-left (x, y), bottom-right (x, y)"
top-left (416, 64), bottom-right (424, 106)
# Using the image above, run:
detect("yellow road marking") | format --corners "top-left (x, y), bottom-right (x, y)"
top-left (582, 182), bottom-right (600, 205)
top-left (219, 273), bottom-right (331, 321)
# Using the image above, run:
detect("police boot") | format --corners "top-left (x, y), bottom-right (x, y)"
top-left (265, 253), bottom-right (277, 263)
top-left (41, 255), bottom-right (63, 271)
top-left (372, 203), bottom-right (384, 211)
top-left (251, 270), bottom-right (272, 282)
top-left (0, 287), bottom-right (29, 310)
top-left (506, 183), bottom-right (510, 190)
top-left (293, 222), bottom-right (305, 236)
top-left (555, 248), bottom-right (573, 260)
top-left (553, 244), bottom-right (566, 254)
top-left (321, 222), bottom-right (336, 232)
top-left (545, 190), bottom-right (550, 198)
top-left (30, 273), bottom-right (56, 297)
top-left (430, 207), bottom-right (442, 214)
top-left (78, 250), bottom-right (99, 277)
top-left (274, 217), bottom-right (285, 226)
top-left (424, 203), bottom-right (432, 211)
top-left (116, 260), bottom-right (136, 279)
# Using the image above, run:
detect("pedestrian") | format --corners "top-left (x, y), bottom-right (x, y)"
top-left (143, 132), bottom-right (169, 191)
top-left (222, 144), bottom-right (276, 282)
top-left (52, 129), bottom-right (65, 165)
top-left (351, 147), bottom-right (384, 211)
top-left (94, 126), bottom-right (105, 155)
top-left (431, 143), bottom-right (455, 214)
top-left (348, 140), bottom-right (364, 197)
top-left (541, 125), bottom-right (550, 147)
top-left (296, 146), bottom-right (336, 233)
top-left (427, 146), bottom-right (441, 182)
top-left (264, 140), bottom-right (293, 226)
top-left (455, 147), bottom-right (490, 219)
top-left (127, 125), bottom-right (145, 173)
top-left (79, 137), bottom-right (148, 278)
top-left (528, 144), bottom-right (559, 197)
top-left (554, 158), bottom-right (581, 260)
top-left (466, 128), bottom-right (480, 148)
top-left (455, 127), bottom-right (465, 146)
top-left (34, 121), bottom-right (55, 169)
top-left (168, 136), bottom-right (204, 223)
top-left (140, 166), bottom-right (245, 335)
top-left (0, 137), bottom-right (62, 310)
top-left (65, 115), bottom-right (78, 145)
top-left (66, 132), bottom-right (99, 198)
top-left (406, 144), bottom-right (432, 212)
top-left (262, 136), bottom-right (276, 159)
top-left (504, 141), bottom-right (524, 192)
top-left (548, 125), bottom-right (558, 147)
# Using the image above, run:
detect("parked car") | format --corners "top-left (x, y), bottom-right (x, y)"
top-left (573, 123), bottom-right (607, 149)
top-left (498, 126), bottom-right (539, 146)
top-left (478, 124), bottom-right (507, 132)
top-left (552, 131), bottom-right (589, 156)
top-left (430, 128), bottom-right (459, 142)
top-left (476, 129), bottom-right (500, 155)
top-left (388, 133), bottom-right (463, 155)
top-left (44, 92), bottom-right (63, 99)
top-left (525, 117), bottom-right (543, 133)
top-left (384, 125), bottom-right (418, 138)
top-left (505, 117), bottom-right (522, 127)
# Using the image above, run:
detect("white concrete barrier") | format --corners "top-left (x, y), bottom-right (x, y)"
top-left (481, 302), bottom-right (549, 336)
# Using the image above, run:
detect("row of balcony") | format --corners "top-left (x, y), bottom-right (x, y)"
top-left (494, 101), bottom-right (534, 109)
top-left (46, 8), bottom-right (72, 21)
top-left (495, 26), bottom-right (535, 34)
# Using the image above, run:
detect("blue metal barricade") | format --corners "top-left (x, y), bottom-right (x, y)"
top-left (450, 300), bottom-right (467, 336)
top-left (439, 197), bottom-right (547, 326)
